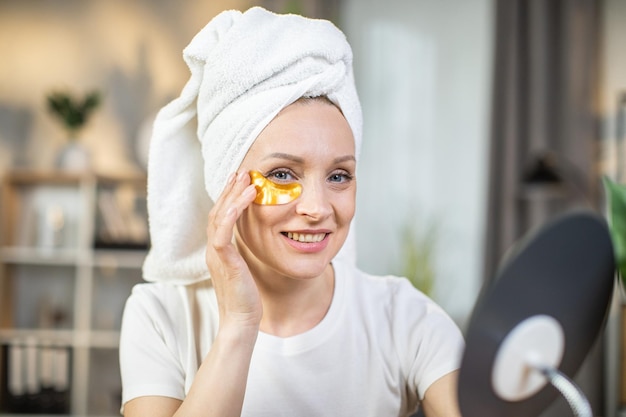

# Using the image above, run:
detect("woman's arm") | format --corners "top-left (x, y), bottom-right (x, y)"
top-left (123, 325), bottom-right (258, 417)
top-left (172, 323), bottom-right (259, 416)
top-left (421, 371), bottom-right (462, 417)
top-left (124, 396), bottom-right (181, 417)
top-left (123, 172), bottom-right (261, 417)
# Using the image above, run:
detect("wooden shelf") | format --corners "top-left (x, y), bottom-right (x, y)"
top-left (0, 329), bottom-right (75, 346)
top-left (0, 247), bottom-right (86, 265)
top-left (0, 330), bottom-right (120, 350)
top-left (4, 169), bottom-right (146, 185)
top-left (0, 170), bottom-right (147, 416)
top-left (93, 250), bottom-right (146, 270)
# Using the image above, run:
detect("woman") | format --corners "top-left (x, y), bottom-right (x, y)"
top-left (120, 7), bottom-right (464, 417)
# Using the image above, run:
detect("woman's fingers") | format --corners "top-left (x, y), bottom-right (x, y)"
top-left (206, 170), bottom-right (258, 274)
top-left (210, 171), bottom-right (238, 218)
top-left (209, 172), bottom-right (256, 250)
top-left (205, 171), bottom-right (262, 328)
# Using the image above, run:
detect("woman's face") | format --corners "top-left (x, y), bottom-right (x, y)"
top-left (235, 99), bottom-right (356, 281)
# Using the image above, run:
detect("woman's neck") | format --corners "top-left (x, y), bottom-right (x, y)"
top-left (253, 263), bottom-right (335, 338)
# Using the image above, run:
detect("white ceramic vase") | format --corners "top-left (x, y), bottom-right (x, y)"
top-left (56, 141), bottom-right (91, 172)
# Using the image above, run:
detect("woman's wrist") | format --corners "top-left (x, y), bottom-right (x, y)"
top-left (178, 319), bottom-right (258, 417)
top-left (216, 319), bottom-right (260, 349)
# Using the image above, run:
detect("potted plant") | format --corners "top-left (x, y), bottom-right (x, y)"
top-left (396, 210), bottom-right (439, 296)
top-left (46, 90), bottom-right (101, 171)
top-left (603, 176), bottom-right (626, 285)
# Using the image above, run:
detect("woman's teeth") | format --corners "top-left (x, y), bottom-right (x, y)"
top-left (286, 232), bottom-right (326, 243)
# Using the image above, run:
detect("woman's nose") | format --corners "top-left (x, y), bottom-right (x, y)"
top-left (294, 181), bottom-right (332, 220)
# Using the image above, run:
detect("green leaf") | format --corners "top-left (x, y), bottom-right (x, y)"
top-left (45, 90), bottom-right (101, 134)
top-left (603, 176), bottom-right (626, 285)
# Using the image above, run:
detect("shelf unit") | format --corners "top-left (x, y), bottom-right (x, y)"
top-left (0, 171), bottom-right (148, 416)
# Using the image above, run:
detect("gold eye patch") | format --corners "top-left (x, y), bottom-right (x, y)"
top-left (249, 170), bottom-right (302, 205)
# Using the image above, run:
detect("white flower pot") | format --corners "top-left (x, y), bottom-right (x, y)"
top-left (56, 141), bottom-right (91, 172)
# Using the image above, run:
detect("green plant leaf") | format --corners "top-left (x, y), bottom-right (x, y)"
top-left (45, 90), bottom-right (101, 135)
top-left (396, 213), bottom-right (439, 296)
top-left (603, 176), bottom-right (626, 285)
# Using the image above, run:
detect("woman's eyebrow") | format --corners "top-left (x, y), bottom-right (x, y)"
top-left (263, 153), bottom-right (356, 164)
top-left (263, 152), bottom-right (304, 163)
top-left (334, 155), bottom-right (356, 164)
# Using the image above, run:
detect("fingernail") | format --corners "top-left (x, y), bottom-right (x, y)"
top-left (227, 172), bottom-right (236, 184)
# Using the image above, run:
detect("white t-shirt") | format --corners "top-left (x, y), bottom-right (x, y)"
top-left (119, 260), bottom-right (465, 416)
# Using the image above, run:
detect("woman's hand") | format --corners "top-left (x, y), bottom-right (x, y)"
top-left (206, 171), bottom-right (262, 331)
top-left (127, 172), bottom-right (261, 417)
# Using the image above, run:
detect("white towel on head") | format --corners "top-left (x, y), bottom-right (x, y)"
top-left (143, 7), bottom-right (362, 284)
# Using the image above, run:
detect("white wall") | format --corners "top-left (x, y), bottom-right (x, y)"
top-left (0, 1), bottom-right (251, 175)
top-left (600, 0), bottom-right (626, 181)
top-left (341, 0), bottom-right (494, 322)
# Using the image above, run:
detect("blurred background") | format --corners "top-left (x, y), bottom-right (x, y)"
top-left (0, 0), bottom-right (624, 416)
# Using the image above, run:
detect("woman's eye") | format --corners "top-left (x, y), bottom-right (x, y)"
top-left (268, 170), bottom-right (294, 182)
top-left (328, 172), bottom-right (353, 183)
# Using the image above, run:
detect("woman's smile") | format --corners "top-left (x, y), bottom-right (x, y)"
top-left (281, 230), bottom-right (331, 253)
top-left (284, 231), bottom-right (327, 243)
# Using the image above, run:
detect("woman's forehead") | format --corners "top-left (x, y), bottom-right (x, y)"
top-left (246, 100), bottom-right (355, 161)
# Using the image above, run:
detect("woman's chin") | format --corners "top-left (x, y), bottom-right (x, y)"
top-left (276, 256), bottom-right (334, 281)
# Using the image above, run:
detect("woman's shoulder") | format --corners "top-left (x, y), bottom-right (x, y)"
top-left (125, 280), bottom-right (213, 320)
top-left (127, 282), bottom-right (180, 307)
top-left (336, 260), bottom-right (429, 303)
top-left (333, 260), bottom-right (464, 354)
top-left (335, 260), bottom-right (459, 332)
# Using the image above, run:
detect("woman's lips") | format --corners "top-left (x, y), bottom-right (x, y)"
top-left (286, 232), bottom-right (326, 242)
top-left (281, 231), bottom-right (330, 252)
